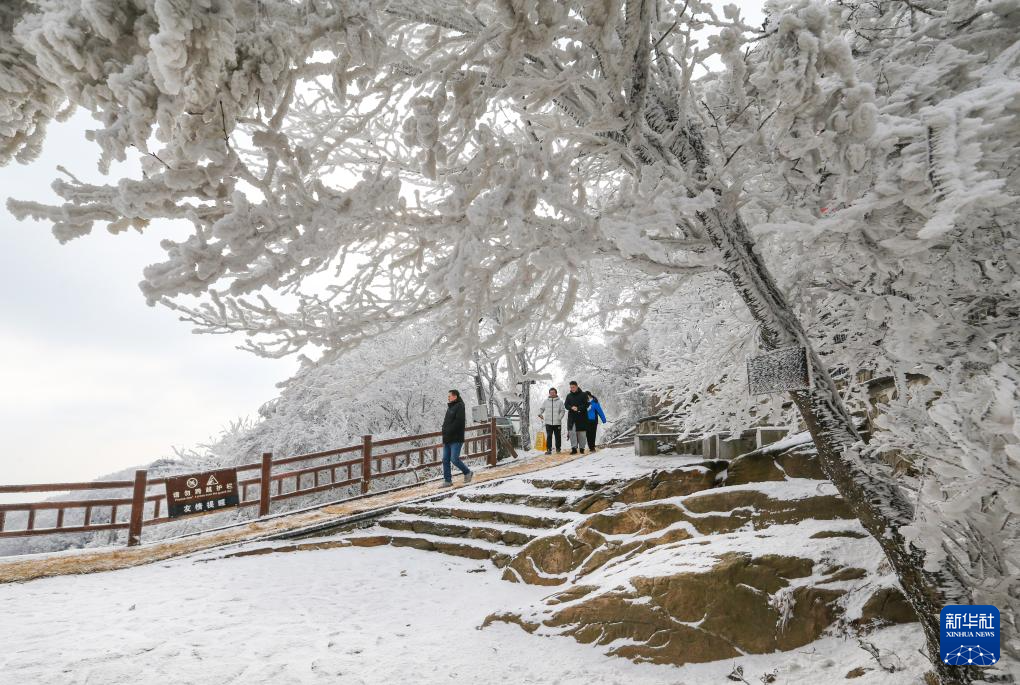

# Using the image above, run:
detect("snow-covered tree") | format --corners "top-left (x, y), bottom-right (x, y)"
top-left (223, 325), bottom-right (476, 460)
top-left (4, 1), bottom-right (1017, 679)
top-left (716, 1), bottom-right (1020, 670)
top-left (0, 0), bottom-right (64, 165)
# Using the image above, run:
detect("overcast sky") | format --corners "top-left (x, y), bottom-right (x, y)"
top-left (0, 111), bottom-right (295, 487)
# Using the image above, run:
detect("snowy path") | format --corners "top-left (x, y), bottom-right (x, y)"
top-left (0, 543), bottom-right (688, 684)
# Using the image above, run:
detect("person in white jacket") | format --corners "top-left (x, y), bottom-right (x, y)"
top-left (537, 387), bottom-right (565, 454)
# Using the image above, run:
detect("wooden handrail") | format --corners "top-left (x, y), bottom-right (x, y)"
top-left (370, 423), bottom-right (489, 449)
top-left (269, 461), bottom-right (358, 484)
top-left (0, 497), bottom-right (134, 512)
top-left (272, 444), bottom-right (362, 467)
top-left (370, 443), bottom-right (443, 463)
top-left (370, 430), bottom-right (442, 448)
top-left (0, 480), bottom-right (135, 494)
top-left (0, 421), bottom-right (507, 547)
top-left (0, 492), bottom-right (166, 513)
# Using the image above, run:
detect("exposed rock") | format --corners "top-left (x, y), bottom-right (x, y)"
top-left (490, 553), bottom-right (846, 666)
top-left (381, 518), bottom-right (535, 546)
top-left (502, 527), bottom-right (612, 585)
top-left (322, 438), bottom-right (914, 674)
top-left (820, 567), bottom-right (868, 583)
top-left (481, 611), bottom-right (539, 633)
top-left (676, 488), bottom-right (852, 525)
top-left (858, 587), bottom-right (916, 626)
top-left (505, 488), bottom-right (854, 585)
top-left (570, 463), bottom-right (725, 514)
top-left (460, 492), bottom-right (568, 509)
top-left (530, 477), bottom-right (623, 491)
top-left (546, 585), bottom-right (598, 605)
top-left (776, 446), bottom-right (827, 479)
top-left (724, 445), bottom-right (825, 485)
top-left (222, 540), bottom-right (351, 559)
top-left (397, 504), bottom-right (568, 529)
top-left (776, 586), bottom-right (845, 649)
top-left (810, 530), bottom-right (869, 539)
top-left (723, 452), bottom-right (786, 484)
top-left (346, 535), bottom-right (391, 548)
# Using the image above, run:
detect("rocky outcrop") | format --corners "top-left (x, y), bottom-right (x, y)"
top-left (487, 440), bottom-right (916, 667)
top-left (488, 552), bottom-right (852, 666)
top-left (503, 485), bottom-right (853, 585)
top-left (722, 444), bottom-right (826, 485)
top-left (859, 587), bottom-right (917, 626)
top-left (569, 462), bottom-right (725, 514)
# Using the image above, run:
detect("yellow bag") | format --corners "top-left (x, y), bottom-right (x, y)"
top-left (534, 430), bottom-right (546, 452)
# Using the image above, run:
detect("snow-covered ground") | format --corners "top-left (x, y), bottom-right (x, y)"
top-left (526, 447), bottom-right (704, 481)
top-left (0, 448), bottom-right (932, 684)
top-left (0, 528), bottom-right (926, 684)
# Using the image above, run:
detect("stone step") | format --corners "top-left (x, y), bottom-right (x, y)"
top-left (345, 531), bottom-right (514, 567)
top-left (527, 477), bottom-right (627, 491)
top-left (397, 503), bottom-right (574, 530)
top-left (456, 491), bottom-right (570, 510)
top-left (378, 517), bottom-right (538, 546)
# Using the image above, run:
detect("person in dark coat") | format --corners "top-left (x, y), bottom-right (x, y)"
top-left (564, 381), bottom-right (590, 454)
top-left (585, 391), bottom-right (608, 451)
top-left (441, 389), bottom-right (472, 486)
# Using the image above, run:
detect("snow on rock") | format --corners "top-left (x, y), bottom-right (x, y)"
top-left (483, 443), bottom-right (922, 670)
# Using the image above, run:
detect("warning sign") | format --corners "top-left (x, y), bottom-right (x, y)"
top-left (165, 468), bottom-right (240, 518)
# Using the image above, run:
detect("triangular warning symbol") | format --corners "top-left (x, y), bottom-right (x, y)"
top-left (207, 475), bottom-right (220, 486)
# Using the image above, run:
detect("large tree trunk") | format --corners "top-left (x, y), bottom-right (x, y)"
top-left (698, 197), bottom-right (974, 684)
top-left (641, 112), bottom-right (973, 681)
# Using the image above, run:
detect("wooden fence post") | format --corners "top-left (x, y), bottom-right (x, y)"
top-left (361, 435), bottom-right (373, 493)
top-left (488, 417), bottom-right (498, 467)
top-left (126, 469), bottom-right (147, 547)
top-left (259, 452), bottom-right (272, 517)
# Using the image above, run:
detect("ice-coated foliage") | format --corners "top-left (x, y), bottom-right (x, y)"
top-left (197, 324), bottom-right (475, 462)
top-left (2, 0), bottom-right (1018, 677)
top-left (627, 0), bottom-right (1020, 663)
top-left (4, 0), bottom-right (723, 358)
top-left (0, 0), bottom-right (65, 165)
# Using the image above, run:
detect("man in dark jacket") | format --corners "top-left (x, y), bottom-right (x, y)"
top-left (441, 389), bottom-right (472, 486)
top-left (564, 381), bottom-right (590, 454)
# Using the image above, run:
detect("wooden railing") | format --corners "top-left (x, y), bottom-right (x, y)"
top-left (0, 420), bottom-right (499, 549)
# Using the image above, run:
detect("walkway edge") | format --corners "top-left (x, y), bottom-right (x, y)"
top-left (0, 450), bottom-right (589, 584)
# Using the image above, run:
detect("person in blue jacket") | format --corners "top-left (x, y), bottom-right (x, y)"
top-left (585, 391), bottom-right (607, 451)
